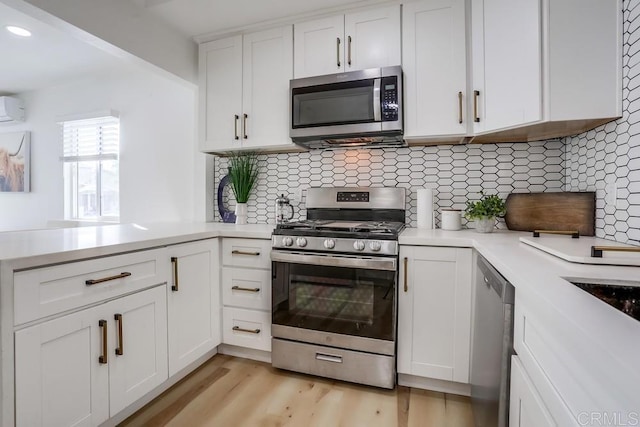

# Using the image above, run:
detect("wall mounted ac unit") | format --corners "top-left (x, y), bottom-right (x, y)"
top-left (0, 96), bottom-right (25, 123)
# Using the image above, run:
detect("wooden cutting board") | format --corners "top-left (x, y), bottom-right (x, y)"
top-left (504, 192), bottom-right (596, 236)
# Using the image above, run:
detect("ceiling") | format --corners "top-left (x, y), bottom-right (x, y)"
top-left (129, 0), bottom-right (386, 38)
top-left (0, 2), bottom-right (123, 95)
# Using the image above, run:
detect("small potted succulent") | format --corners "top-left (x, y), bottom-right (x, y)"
top-left (227, 151), bottom-right (260, 225)
top-left (464, 191), bottom-right (506, 233)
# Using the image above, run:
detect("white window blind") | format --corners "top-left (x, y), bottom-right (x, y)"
top-left (62, 115), bottom-right (120, 162)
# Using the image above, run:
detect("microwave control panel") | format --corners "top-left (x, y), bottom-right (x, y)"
top-left (381, 76), bottom-right (399, 122)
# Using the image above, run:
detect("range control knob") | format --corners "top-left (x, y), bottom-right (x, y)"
top-left (296, 237), bottom-right (308, 247)
top-left (323, 239), bottom-right (336, 249)
top-left (282, 237), bottom-right (293, 247)
top-left (369, 241), bottom-right (382, 252)
top-left (353, 240), bottom-right (365, 251)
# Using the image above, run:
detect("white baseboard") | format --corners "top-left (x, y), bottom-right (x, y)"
top-left (101, 347), bottom-right (219, 427)
top-left (218, 343), bottom-right (272, 363)
top-left (398, 373), bottom-right (471, 396)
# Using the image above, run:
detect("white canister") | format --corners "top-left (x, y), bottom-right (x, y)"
top-left (441, 209), bottom-right (462, 231)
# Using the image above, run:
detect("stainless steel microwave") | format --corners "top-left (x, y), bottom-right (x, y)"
top-left (289, 66), bottom-right (404, 149)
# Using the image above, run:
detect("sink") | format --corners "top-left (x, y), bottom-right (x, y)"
top-left (563, 277), bottom-right (640, 321)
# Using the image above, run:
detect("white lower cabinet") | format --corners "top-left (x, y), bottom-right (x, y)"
top-left (167, 239), bottom-right (220, 376)
top-left (15, 285), bottom-right (167, 427)
top-left (397, 246), bottom-right (472, 383)
top-left (510, 356), bottom-right (556, 427)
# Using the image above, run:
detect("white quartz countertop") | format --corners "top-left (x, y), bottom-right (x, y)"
top-left (0, 222), bottom-right (274, 269)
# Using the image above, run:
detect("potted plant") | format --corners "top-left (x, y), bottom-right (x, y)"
top-left (227, 151), bottom-right (260, 225)
top-left (464, 191), bottom-right (506, 233)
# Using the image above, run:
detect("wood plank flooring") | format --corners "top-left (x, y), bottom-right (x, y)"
top-left (120, 354), bottom-right (475, 427)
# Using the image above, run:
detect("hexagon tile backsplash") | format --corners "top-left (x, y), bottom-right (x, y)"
top-left (213, 140), bottom-right (565, 229)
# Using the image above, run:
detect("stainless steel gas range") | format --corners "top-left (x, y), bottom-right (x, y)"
top-left (270, 187), bottom-right (405, 389)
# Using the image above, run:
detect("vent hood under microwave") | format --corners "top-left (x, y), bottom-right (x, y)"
top-left (289, 66), bottom-right (404, 150)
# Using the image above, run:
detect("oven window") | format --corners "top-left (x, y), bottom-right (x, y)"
top-left (292, 80), bottom-right (375, 128)
top-left (272, 261), bottom-right (396, 341)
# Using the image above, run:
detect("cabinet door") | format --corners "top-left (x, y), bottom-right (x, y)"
top-left (167, 240), bottom-right (220, 376)
top-left (109, 286), bottom-right (168, 415)
top-left (344, 5), bottom-right (401, 71)
top-left (242, 26), bottom-right (294, 149)
top-left (403, 0), bottom-right (468, 137)
top-left (398, 246), bottom-right (472, 383)
top-left (15, 305), bottom-right (110, 427)
top-left (294, 15), bottom-right (345, 78)
top-left (199, 35), bottom-right (243, 151)
top-left (472, 0), bottom-right (542, 133)
top-left (510, 356), bottom-right (556, 427)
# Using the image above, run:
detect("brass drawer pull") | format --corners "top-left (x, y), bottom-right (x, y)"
top-left (171, 257), bottom-right (179, 292)
top-left (532, 230), bottom-right (580, 239)
top-left (473, 90), bottom-right (480, 122)
top-left (99, 319), bottom-right (108, 364)
top-left (591, 246), bottom-right (640, 258)
top-left (232, 250), bottom-right (261, 256)
top-left (85, 272), bottom-right (131, 286)
top-left (458, 91), bottom-right (463, 124)
top-left (403, 257), bottom-right (408, 293)
top-left (114, 313), bottom-right (123, 356)
top-left (232, 285), bottom-right (260, 293)
top-left (233, 326), bottom-right (261, 334)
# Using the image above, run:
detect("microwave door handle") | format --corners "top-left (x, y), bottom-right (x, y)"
top-left (373, 78), bottom-right (382, 122)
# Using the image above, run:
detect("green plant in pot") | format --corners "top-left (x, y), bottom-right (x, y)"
top-left (227, 151), bottom-right (260, 225)
top-left (464, 191), bottom-right (506, 233)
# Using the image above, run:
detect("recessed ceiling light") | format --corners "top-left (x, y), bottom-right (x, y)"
top-left (6, 26), bottom-right (32, 37)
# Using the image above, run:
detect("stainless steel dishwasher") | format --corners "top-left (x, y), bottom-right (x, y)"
top-left (471, 255), bottom-right (515, 427)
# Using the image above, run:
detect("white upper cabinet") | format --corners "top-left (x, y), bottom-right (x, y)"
top-left (294, 5), bottom-right (401, 78)
top-left (471, 0), bottom-right (621, 141)
top-left (199, 26), bottom-right (294, 153)
top-left (403, 0), bottom-right (468, 142)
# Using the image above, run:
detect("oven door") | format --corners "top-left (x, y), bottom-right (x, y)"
top-left (271, 250), bottom-right (397, 354)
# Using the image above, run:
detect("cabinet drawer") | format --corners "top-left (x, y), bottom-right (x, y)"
top-left (222, 307), bottom-right (271, 351)
top-left (222, 238), bottom-right (271, 269)
top-left (222, 267), bottom-right (271, 310)
top-left (14, 248), bottom-right (168, 325)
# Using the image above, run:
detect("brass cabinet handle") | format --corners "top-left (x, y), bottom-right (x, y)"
top-left (591, 245), bottom-right (640, 258)
top-left (99, 320), bottom-right (108, 364)
top-left (232, 285), bottom-right (261, 292)
top-left (231, 250), bottom-right (261, 256)
top-left (243, 113), bottom-right (248, 139)
top-left (473, 90), bottom-right (480, 122)
top-left (533, 230), bottom-right (580, 239)
top-left (458, 91), bottom-right (463, 124)
top-left (403, 257), bottom-right (408, 292)
top-left (336, 37), bottom-right (341, 67)
top-left (114, 313), bottom-right (124, 356)
top-left (234, 114), bottom-right (239, 140)
top-left (233, 326), bottom-right (261, 334)
top-left (171, 256), bottom-right (179, 292)
top-left (85, 272), bottom-right (131, 286)
top-left (347, 35), bottom-right (352, 66)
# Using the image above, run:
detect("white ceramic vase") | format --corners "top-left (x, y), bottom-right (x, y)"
top-left (474, 217), bottom-right (495, 233)
top-left (235, 202), bottom-right (248, 225)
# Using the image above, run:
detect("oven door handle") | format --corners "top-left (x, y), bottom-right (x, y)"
top-left (271, 251), bottom-right (396, 271)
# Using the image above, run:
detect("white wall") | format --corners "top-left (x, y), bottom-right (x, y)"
top-left (0, 65), bottom-right (201, 231)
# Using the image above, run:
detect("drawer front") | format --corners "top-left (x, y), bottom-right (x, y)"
top-left (222, 307), bottom-right (271, 351)
top-left (14, 248), bottom-right (168, 325)
top-left (222, 267), bottom-right (271, 310)
top-left (222, 238), bottom-right (271, 269)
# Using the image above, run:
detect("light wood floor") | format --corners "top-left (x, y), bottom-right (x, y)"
top-left (120, 354), bottom-right (475, 427)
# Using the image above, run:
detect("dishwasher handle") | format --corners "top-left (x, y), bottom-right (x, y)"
top-left (477, 256), bottom-right (514, 304)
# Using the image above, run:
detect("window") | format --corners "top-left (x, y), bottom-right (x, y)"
top-left (61, 114), bottom-right (120, 221)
